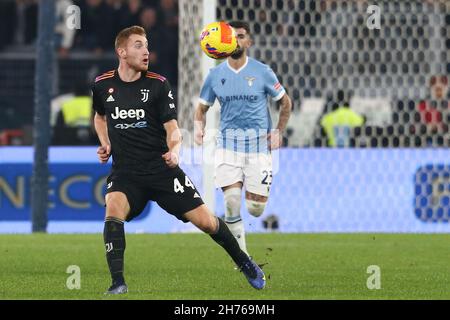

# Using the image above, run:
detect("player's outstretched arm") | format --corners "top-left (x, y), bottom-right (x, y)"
top-left (94, 112), bottom-right (111, 163)
top-left (194, 103), bottom-right (209, 145)
top-left (269, 93), bottom-right (292, 150)
top-left (162, 119), bottom-right (182, 168)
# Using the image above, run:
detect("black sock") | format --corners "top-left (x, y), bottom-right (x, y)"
top-left (103, 217), bottom-right (126, 285)
top-left (210, 217), bottom-right (249, 267)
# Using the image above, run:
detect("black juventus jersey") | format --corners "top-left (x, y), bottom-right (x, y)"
top-left (92, 69), bottom-right (177, 175)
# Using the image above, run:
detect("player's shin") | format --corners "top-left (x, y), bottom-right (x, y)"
top-left (210, 217), bottom-right (249, 267)
top-left (103, 217), bottom-right (126, 285)
top-left (226, 221), bottom-right (248, 256)
top-left (223, 187), bottom-right (249, 255)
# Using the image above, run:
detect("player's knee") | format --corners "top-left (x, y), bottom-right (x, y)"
top-left (106, 203), bottom-right (122, 216)
top-left (105, 200), bottom-right (129, 220)
top-left (197, 219), bottom-right (217, 234)
top-left (246, 199), bottom-right (266, 217)
top-left (223, 187), bottom-right (242, 222)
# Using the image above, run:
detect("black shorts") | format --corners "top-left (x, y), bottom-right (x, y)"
top-left (105, 166), bottom-right (204, 222)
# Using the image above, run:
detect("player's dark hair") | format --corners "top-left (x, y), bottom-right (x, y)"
top-left (115, 25), bottom-right (146, 50)
top-left (228, 21), bottom-right (251, 36)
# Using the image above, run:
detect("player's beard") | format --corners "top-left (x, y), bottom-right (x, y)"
top-left (230, 47), bottom-right (245, 59)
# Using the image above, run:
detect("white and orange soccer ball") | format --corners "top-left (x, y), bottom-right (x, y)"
top-left (199, 21), bottom-right (238, 59)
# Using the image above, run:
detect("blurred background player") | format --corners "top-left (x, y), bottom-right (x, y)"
top-left (51, 83), bottom-right (97, 145)
top-left (92, 26), bottom-right (265, 294)
top-left (194, 21), bottom-right (292, 256)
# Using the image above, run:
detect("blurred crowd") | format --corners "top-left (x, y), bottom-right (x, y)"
top-left (0, 0), bottom-right (179, 86)
top-left (0, 0), bottom-right (179, 146)
top-left (303, 74), bottom-right (450, 148)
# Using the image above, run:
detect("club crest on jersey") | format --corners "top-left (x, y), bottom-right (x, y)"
top-left (221, 78), bottom-right (226, 85)
top-left (140, 89), bottom-right (150, 102)
top-left (245, 76), bottom-right (256, 87)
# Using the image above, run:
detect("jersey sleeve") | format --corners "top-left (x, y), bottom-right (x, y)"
top-left (91, 84), bottom-right (105, 115)
top-left (198, 70), bottom-right (216, 106)
top-left (263, 67), bottom-right (286, 101)
top-left (158, 79), bottom-right (178, 123)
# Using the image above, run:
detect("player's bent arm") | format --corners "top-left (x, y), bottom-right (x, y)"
top-left (163, 119), bottom-right (182, 157)
top-left (194, 103), bottom-right (210, 144)
top-left (94, 112), bottom-right (110, 147)
top-left (276, 93), bottom-right (292, 132)
top-left (194, 103), bottom-right (210, 131)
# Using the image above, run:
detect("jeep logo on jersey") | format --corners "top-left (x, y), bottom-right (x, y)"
top-left (111, 107), bottom-right (145, 120)
top-left (141, 89), bottom-right (150, 102)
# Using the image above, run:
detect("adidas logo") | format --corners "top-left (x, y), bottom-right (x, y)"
top-left (106, 95), bottom-right (115, 102)
top-left (193, 192), bottom-right (200, 199)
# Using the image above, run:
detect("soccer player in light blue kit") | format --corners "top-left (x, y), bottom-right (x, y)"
top-left (195, 21), bottom-right (292, 256)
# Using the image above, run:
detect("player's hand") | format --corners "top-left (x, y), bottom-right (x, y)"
top-left (268, 130), bottom-right (283, 150)
top-left (97, 145), bottom-right (111, 164)
top-left (162, 151), bottom-right (179, 168)
top-left (194, 128), bottom-right (204, 145)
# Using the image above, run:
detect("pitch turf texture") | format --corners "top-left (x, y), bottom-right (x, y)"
top-left (0, 233), bottom-right (449, 299)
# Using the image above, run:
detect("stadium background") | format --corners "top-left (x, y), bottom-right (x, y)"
top-left (0, 0), bottom-right (449, 234)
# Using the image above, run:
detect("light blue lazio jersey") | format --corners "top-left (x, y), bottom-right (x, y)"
top-left (199, 57), bottom-right (285, 153)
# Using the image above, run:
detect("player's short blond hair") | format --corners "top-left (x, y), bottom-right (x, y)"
top-left (115, 26), bottom-right (146, 50)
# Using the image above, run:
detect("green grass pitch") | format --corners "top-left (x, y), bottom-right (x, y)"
top-left (0, 233), bottom-right (449, 299)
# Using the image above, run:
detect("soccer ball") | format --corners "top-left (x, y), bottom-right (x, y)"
top-left (200, 21), bottom-right (237, 59)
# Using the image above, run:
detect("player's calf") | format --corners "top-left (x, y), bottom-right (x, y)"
top-left (103, 216), bottom-right (126, 287)
top-left (224, 187), bottom-right (242, 223)
top-left (223, 186), bottom-right (249, 255)
top-left (184, 205), bottom-right (248, 264)
top-left (185, 205), bottom-right (218, 234)
top-left (194, 218), bottom-right (218, 234)
top-left (103, 192), bottom-right (130, 291)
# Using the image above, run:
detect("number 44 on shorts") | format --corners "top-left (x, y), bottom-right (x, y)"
top-left (173, 176), bottom-right (195, 193)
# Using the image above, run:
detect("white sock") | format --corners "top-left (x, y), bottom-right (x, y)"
top-left (226, 220), bottom-right (248, 256)
top-left (223, 187), bottom-right (249, 255)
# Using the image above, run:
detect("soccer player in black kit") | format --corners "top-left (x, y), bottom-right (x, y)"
top-left (92, 26), bottom-right (265, 294)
